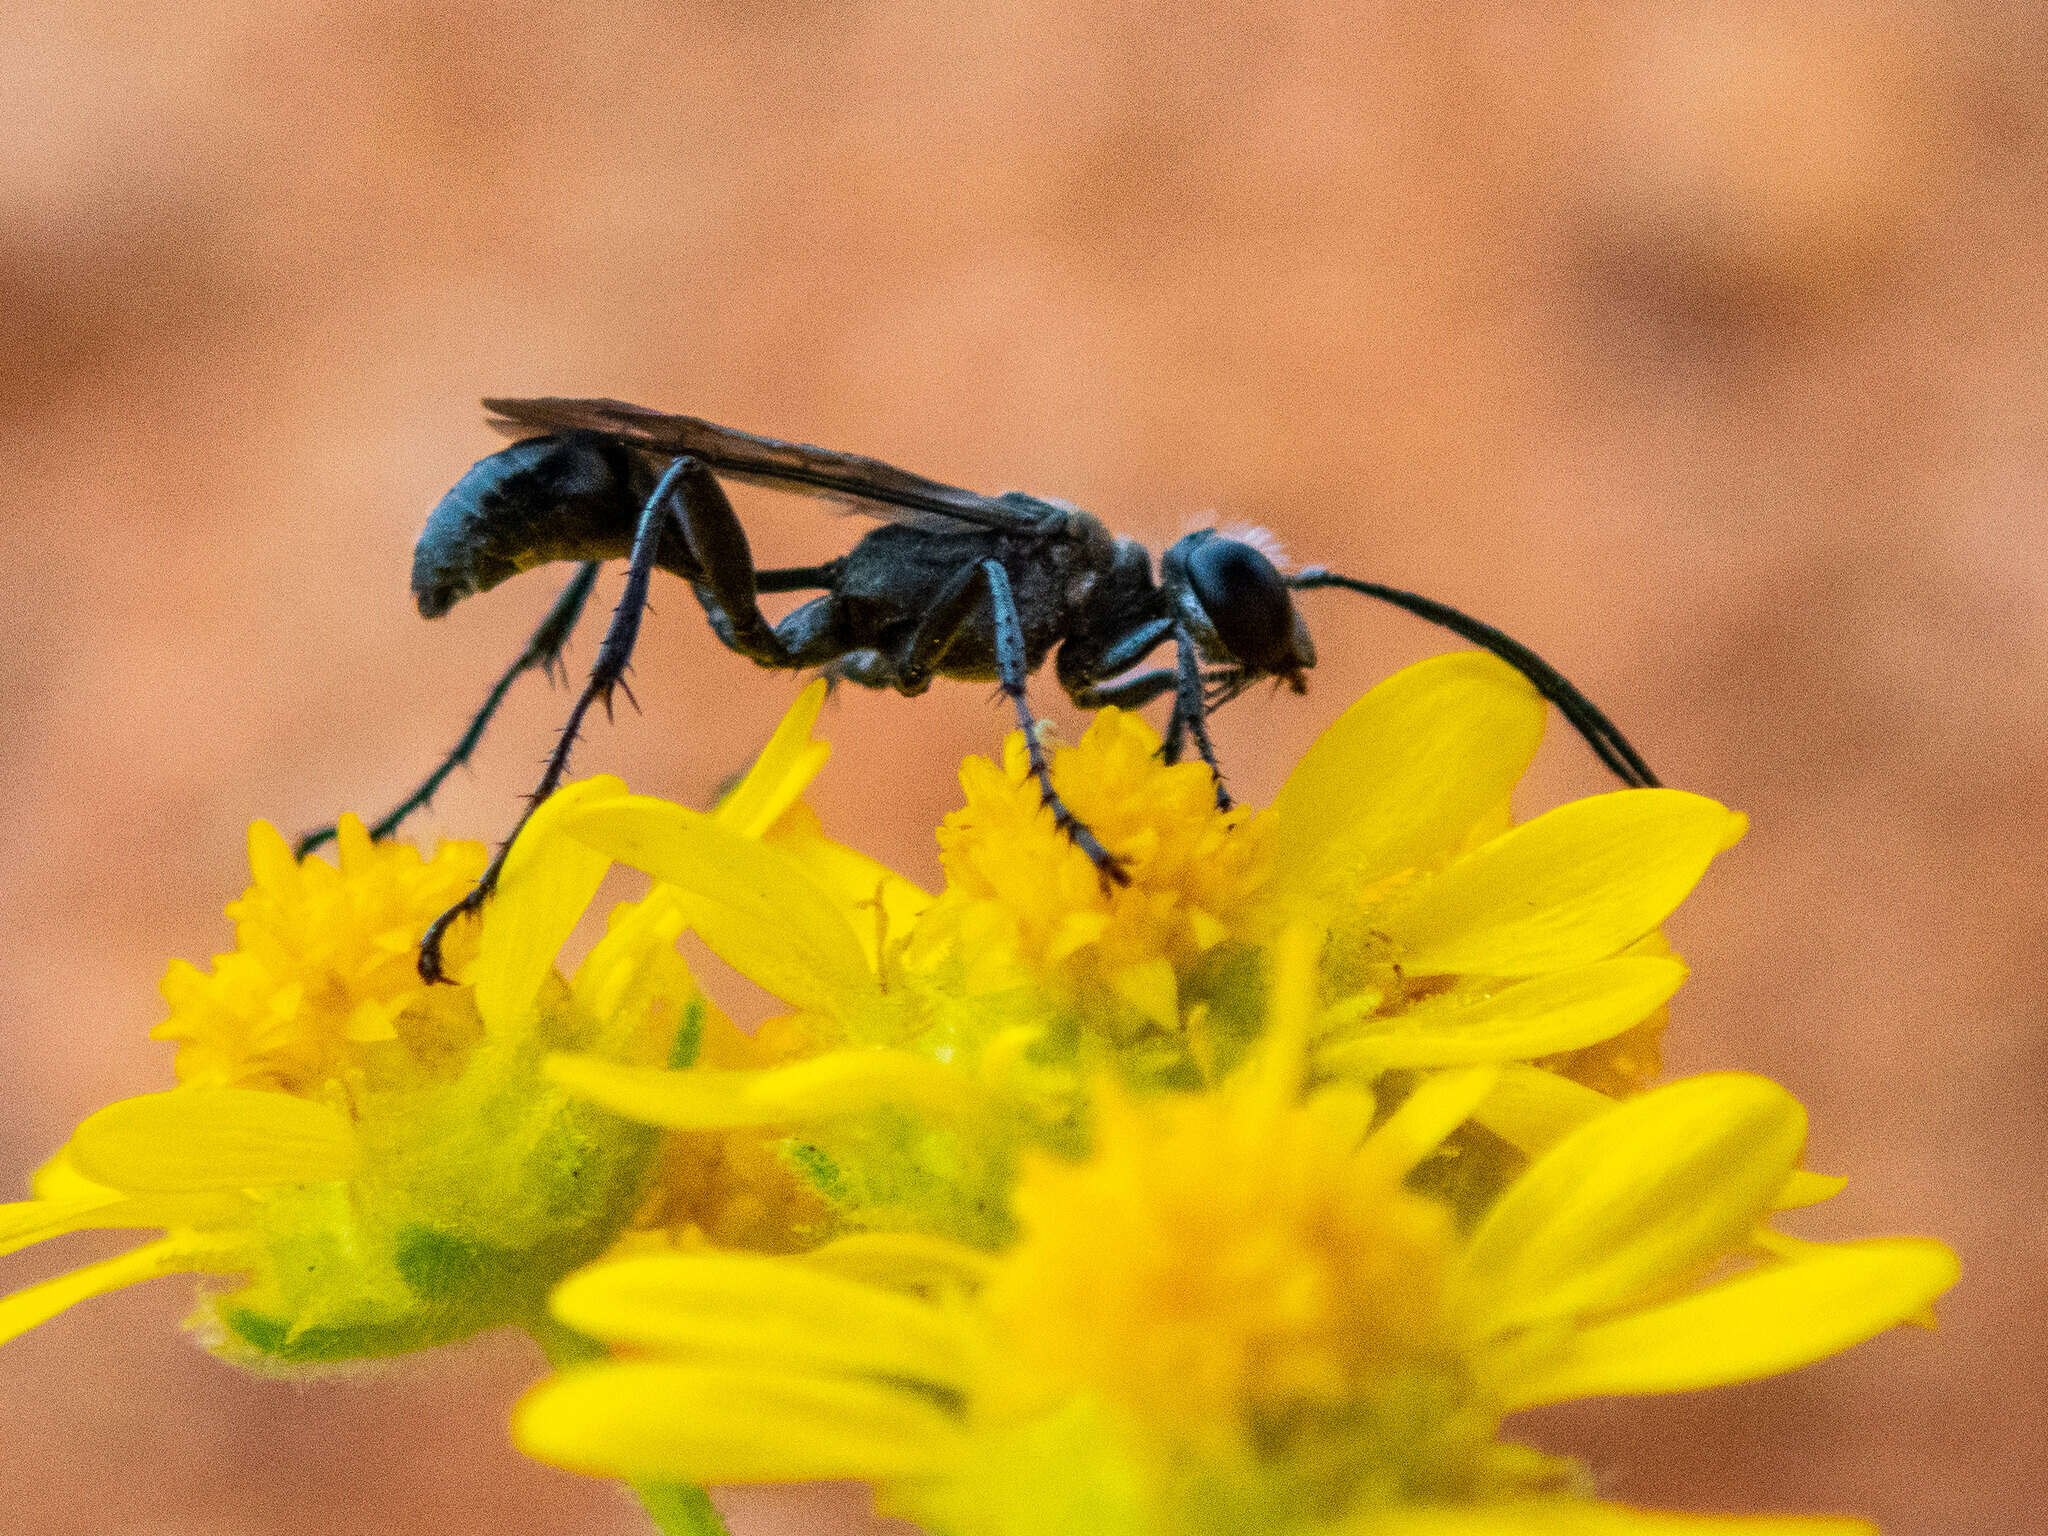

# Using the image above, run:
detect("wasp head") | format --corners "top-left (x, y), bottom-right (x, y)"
top-left (1163, 529), bottom-right (1315, 690)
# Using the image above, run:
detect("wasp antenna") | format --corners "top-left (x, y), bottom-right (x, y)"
top-left (1289, 569), bottom-right (1661, 789)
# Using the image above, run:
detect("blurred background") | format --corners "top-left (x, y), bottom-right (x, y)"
top-left (2, 2), bottom-right (2041, 1532)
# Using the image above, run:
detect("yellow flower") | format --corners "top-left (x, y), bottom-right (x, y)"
top-left (915, 706), bottom-right (1271, 1025)
top-left (1, 782), bottom-right (697, 1362)
top-left (522, 656), bottom-right (1743, 1251)
top-left (512, 938), bottom-right (1958, 1536)
top-left (569, 655), bottom-right (1732, 1079)
top-left (154, 817), bottom-right (489, 1093)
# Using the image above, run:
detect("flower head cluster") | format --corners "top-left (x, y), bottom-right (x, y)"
top-left (4, 655), bottom-right (1956, 1536)
top-left (515, 937), bottom-right (1953, 1535)
top-left (497, 657), bottom-right (1951, 1533)
top-left (1, 790), bottom-right (700, 1362)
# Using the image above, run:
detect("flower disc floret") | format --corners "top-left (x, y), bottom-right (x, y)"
top-left (919, 708), bottom-right (1271, 1027)
top-left (155, 816), bottom-right (486, 1093)
top-left (984, 1081), bottom-right (1457, 1453)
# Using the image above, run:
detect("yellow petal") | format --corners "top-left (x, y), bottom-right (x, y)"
top-left (1324, 959), bottom-right (1687, 1074)
top-left (1474, 1070), bottom-right (1843, 1216)
top-left (1356, 1502), bottom-right (1872, 1535)
top-left (568, 886), bottom-right (692, 1029)
top-left (475, 774), bottom-right (631, 1031)
top-left (1497, 1238), bottom-right (1960, 1410)
top-left (0, 1193), bottom-right (121, 1257)
top-left (246, 819), bottom-right (301, 896)
top-left (1459, 1074), bottom-right (1804, 1335)
top-left (551, 1252), bottom-right (969, 1386)
top-left (1046, 911), bottom-right (1113, 964)
top-left (1774, 1171), bottom-right (1849, 1210)
top-left (802, 1233), bottom-right (998, 1294)
top-left (514, 1361), bottom-right (963, 1483)
top-left (1270, 653), bottom-right (1546, 903)
top-left (713, 680), bottom-right (833, 838)
top-left (1358, 1066), bottom-right (1500, 1179)
top-left (564, 796), bottom-right (877, 1016)
top-left (546, 1049), bottom-right (984, 1128)
top-left (0, 1235), bottom-right (243, 1346)
top-left (1238, 922), bottom-right (1321, 1113)
top-left (1376, 790), bottom-right (1743, 975)
top-left (765, 802), bottom-right (933, 969)
top-left (69, 1090), bottom-right (359, 1191)
top-left (28, 1148), bottom-right (117, 1202)
top-left (1473, 1067), bottom-right (1616, 1159)
top-left (1187, 908), bottom-right (1229, 952)
top-left (0, 1190), bottom-right (250, 1257)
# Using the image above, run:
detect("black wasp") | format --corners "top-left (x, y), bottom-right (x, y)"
top-left (298, 398), bottom-right (1659, 982)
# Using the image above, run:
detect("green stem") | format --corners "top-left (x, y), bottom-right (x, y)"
top-left (528, 1318), bottom-right (734, 1536)
top-left (629, 1482), bottom-right (729, 1536)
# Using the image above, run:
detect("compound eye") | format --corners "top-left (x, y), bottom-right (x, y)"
top-left (1187, 538), bottom-right (1298, 672)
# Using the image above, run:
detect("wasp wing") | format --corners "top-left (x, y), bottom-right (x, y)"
top-left (480, 397), bottom-right (1051, 532)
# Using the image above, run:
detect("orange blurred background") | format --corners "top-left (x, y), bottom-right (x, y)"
top-left (2, 3), bottom-right (2041, 1532)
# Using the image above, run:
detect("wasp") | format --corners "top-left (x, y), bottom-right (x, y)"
top-left (299, 399), bottom-right (1659, 981)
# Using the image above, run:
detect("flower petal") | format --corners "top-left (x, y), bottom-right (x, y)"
top-left (551, 1251), bottom-right (970, 1386)
top-left (475, 774), bottom-right (631, 1031)
top-left (1774, 1171), bottom-right (1849, 1210)
top-left (1376, 791), bottom-right (1745, 975)
top-left (1472, 1065), bottom-right (1616, 1158)
top-left (765, 803), bottom-right (933, 970)
top-left (1459, 1074), bottom-right (1805, 1335)
top-left (0, 1193), bottom-right (122, 1257)
top-left (0, 1235), bottom-right (243, 1346)
top-left (1497, 1238), bottom-right (1960, 1410)
top-left (1474, 1069), bottom-right (1842, 1215)
top-left (1109, 957), bottom-right (1179, 1033)
top-left (69, 1090), bottom-right (359, 1191)
top-left (1358, 1067), bottom-right (1500, 1180)
top-left (546, 1049), bottom-right (984, 1128)
top-left (802, 1232), bottom-right (997, 1294)
top-left (563, 796), bottom-right (877, 1016)
top-left (514, 1361), bottom-right (963, 1484)
top-left (1324, 959), bottom-right (1688, 1074)
top-left (1356, 1502), bottom-right (1872, 1535)
top-left (713, 680), bottom-right (833, 837)
top-left (0, 1190), bottom-right (250, 1257)
top-left (1270, 653), bottom-right (1546, 903)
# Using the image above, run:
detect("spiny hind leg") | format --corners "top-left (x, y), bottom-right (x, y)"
top-left (297, 561), bottom-right (601, 859)
top-left (417, 460), bottom-right (688, 983)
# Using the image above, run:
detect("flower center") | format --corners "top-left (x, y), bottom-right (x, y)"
top-left (978, 1081), bottom-right (1488, 1510)
top-left (912, 710), bottom-right (1272, 1031)
top-left (153, 817), bottom-right (487, 1094)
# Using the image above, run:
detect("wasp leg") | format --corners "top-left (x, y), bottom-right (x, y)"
top-left (754, 561), bottom-right (844, 595)
top-left (661, 459), bottom-right (840, 667)
top-left (926, 559), bottom-right (1129, 886)
top-left (1169, 626), bottom-right (1231, 809)
top-left (1070, 668), bottom-right (1178, 712)
top-left (1070, 616), bottom-right (1177, 684)
top-left (298, 561), bottom-right (601, 860)
top-left (417, 460), bottom-right (691, 983)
